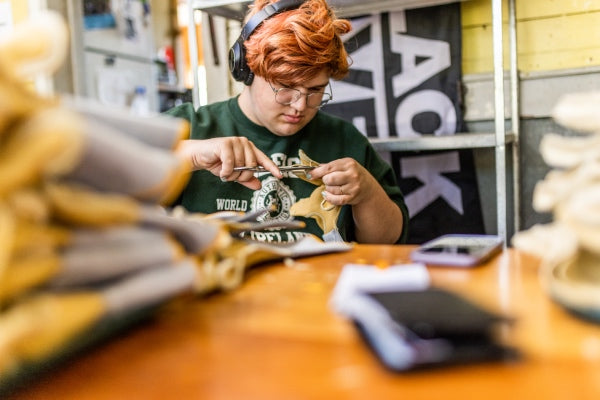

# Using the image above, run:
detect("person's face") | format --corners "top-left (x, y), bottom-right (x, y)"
top-left (242, 71), bottom-right (331, 137)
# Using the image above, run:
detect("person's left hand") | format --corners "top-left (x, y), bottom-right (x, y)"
top-left (307, 158), bottom-right (378, 206)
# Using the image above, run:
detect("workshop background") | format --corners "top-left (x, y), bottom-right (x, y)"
top-left (3, 0), bottom-right (600, 240)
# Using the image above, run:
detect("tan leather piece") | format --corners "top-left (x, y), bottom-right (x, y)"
top-left (0, 292), bottom-right (105, 376)
top-left (0, 107), bottom-right (85, 197)
top-left (0, 201), bottom-right (15, 285)
top-left (291, 184), bottom-right (341, 233)
top-left (0, 12), bottom-right (63, 134)
top-left (1, 251), bottom-right (62, 304)
top-left (290, 150), bottom-right (341, 234)
top-left (44, 182), bottom-right (141, 227)
top-left (0, 64), bottom-right (51, 134)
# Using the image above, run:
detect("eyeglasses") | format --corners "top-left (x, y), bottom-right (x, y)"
top-left (268, 81), bottom-right (332, 109)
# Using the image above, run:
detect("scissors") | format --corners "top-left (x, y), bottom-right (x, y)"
top-left (233, 165), bottom-right (316, 173)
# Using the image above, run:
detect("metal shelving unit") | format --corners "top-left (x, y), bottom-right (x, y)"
top-left (189, 0), bottom-right (466, 19)
top-left (187, 0), bottom-right (519, 242)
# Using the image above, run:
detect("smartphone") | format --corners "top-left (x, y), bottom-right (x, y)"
top-left (410, 234), bottom-right (504, 267)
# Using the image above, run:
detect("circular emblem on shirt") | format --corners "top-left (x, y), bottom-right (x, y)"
top-left (251, 177), bottom-right (296, 222)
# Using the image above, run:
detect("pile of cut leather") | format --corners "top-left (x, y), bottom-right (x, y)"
top-left (512, 91), bottom-right (600, 323)
top-left (0, 10), bottom-right (211, 390)
top-left (0, 11), bottom-right (352, 392)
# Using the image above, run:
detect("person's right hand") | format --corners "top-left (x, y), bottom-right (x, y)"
top-left (175, 137), bottom-right (282, 190)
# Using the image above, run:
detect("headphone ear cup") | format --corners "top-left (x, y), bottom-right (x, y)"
top-left (230, 0), bottom-right (306, 86)
top-left (228, 38), bottom-right (249, 83)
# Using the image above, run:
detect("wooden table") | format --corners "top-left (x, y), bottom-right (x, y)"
top-left (7, 245), bottom-right (600, 399)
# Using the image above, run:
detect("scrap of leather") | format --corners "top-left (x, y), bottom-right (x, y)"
top-left (169, 206), bottom-right (351, 295)
top-left (290, 150), bottom-right (341, 234)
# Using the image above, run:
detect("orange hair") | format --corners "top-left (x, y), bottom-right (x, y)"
top-left (244, 0), bottom-right (352, 86)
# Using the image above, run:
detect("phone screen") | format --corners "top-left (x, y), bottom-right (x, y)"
top-left (410, 235), bottom-right (503, 267)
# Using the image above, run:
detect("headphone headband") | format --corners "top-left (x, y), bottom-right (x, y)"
top-left (229, 0), bottom-right (306, 85)
top-left (241, 0), bottom-right (305, 40)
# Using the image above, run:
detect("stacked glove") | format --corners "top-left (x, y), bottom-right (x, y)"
top-left (512, 91), bottom-right (600, 323)
top-left (0, 11), bottom-right (354, 393)
top-left (0, 11), bottom-right (212, 390)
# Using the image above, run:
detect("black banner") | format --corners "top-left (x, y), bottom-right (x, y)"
top-left (324, 3), bottom-right (484, 244)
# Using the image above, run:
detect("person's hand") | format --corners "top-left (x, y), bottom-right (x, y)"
top-left (307, 158), bottom-right (378, 206)
top-left (308, 157), bottom-right (404, 244)
top-left (176, 137), bottom-right (282, 190)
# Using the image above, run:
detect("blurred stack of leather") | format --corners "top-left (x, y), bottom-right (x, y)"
top-left (512, 91), bottom-right (600, 323)
top-left (0, 10), bottom-right (218, 391)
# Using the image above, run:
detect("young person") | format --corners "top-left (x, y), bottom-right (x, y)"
top-left (166, 0), bottom-right (408, 244)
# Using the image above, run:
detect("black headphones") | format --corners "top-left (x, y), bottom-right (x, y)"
top-left (229, 0), bottom-right (306, 86)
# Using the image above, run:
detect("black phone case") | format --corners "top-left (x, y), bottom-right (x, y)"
top-left (353, 288), bottom-right (518, 371)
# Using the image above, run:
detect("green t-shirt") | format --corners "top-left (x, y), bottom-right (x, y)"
top-left (165, 97), bottom-right (408, 244)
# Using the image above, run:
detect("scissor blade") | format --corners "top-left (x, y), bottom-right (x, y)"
top-left (232, 166), bottom-right (265, 172)
top-left (233, 166), bottom-right (316, 172)
top-left (280, 166), bottom-right (316, 171)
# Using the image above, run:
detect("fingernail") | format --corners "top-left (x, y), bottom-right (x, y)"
top-left (321, 191), bottom-right (327, 198)
top-left (220, 177), bottom-right (227, 182)
top-left (306, 173), bottom-right (312, 179)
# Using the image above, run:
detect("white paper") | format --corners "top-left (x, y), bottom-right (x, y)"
top-left (288, 235), bottom-right (353, 256)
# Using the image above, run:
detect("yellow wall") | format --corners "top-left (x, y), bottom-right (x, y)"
top-left (461, 0), bottom-right (600, 74)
